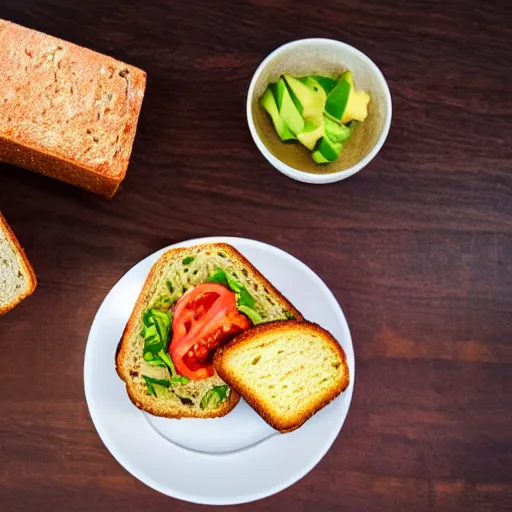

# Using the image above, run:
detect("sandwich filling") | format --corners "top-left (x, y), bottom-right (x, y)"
top-left (139, 265), bottom-right (266, 410)
top-left (171, 283), bottom-right (250, 380)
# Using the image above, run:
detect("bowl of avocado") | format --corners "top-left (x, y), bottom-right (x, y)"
top-left (247, 38), bottom-right (392, 184)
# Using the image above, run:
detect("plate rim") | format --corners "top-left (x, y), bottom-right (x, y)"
top-left (84, 236), bottom-right (355, 504)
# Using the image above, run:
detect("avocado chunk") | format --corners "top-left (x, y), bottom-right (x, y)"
top-left (325, 71), bottom-right (370, 124)
top-left (300, 76), bottom-right (324, 93)
top-left (312, 75), bottom-right (338, 94)
top-left (340, 70), bottom-right (354, 87)
top-left (312, 150), bottom-right (330, 164)
top-left (260, 88), bottom-right (295, 142)
top-left (298, 75), bottom-right (337, 94)
top-left (324, 74), bottom-right (352, 122)
top-left (285, 75), bottom-right (326, 150)
top-left (287, 79), bottom-right (305, 114)
top-left (324, 115), bottom-right (351, 143)
top-left (317, 135), bottom-right (343, 162)
top-left (273, 79), bottom-right (304, 135)
top-left (340, 89), bottom-right (370, 124)
top-left (283, 74), bottom-right (325, 126)
top-left (297, 122), bottom-right (324, 150)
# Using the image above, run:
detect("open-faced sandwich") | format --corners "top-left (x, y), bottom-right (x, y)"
top-left (116, 243), bottom-right (303, 419)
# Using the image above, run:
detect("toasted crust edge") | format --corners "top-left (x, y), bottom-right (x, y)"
top-left (0, 212), bottom-right (37, 315)
top-left (125, 383), bottom-right (241, 419)
top-left (115, 242), bottom-right (303, 419)
top-left (213, 320), bottom-right (350, 433)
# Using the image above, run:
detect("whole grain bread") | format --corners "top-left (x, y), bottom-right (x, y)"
top-left (0, 212), bottom-right (37, 315)
top-left (116, 243), bottom-right (303, 419)
top-left (214, 321), bottom-right (350, 432)
top-left (0, 20), bottom-right (146, 197)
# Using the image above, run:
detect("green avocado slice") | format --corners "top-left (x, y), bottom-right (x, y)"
top-left (311, 75), bottom-right (337, 94)
top-left (317, 136), bottom-right (343, 162)
top-left (259, 88), bottom-right (295, 142)
top-left (312, 150), bottom-right (330, 164)
top-left (324, 74), bottom-right (352, 122)
top-left (326, 71), bottom-right (370, 124)
top-left (273, 79), bottom-right (304, 135)
top-left (324, 115), bottom-right (351, 143)
top-left (340, 70), bottom-right (354, 87)
top-left (283, 74), bottom-right (325, 126)
top-left (297, 122), bottom-right (324, 151)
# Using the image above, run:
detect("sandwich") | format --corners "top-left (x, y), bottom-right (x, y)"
top-left (116, 243), bottom-right (303, 418)
top-left (214, 320), bottom-right (350, 432)
top-left (0, 212), bottom-right (37, 314)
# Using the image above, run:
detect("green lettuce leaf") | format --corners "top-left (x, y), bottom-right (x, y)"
top-left (238, 304), bottom-right (263, 325)
top-left (200, 385), bottom-right (230, 410)
top-left (141, 300), bottom-right (172, 356)
top-left (207, 268), bottom-right (256, 312)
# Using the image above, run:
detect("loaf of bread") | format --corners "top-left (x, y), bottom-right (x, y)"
top-left (0, 212), bottom-right (37, 314)
top-left (0, 20), bottom-right (146, 197)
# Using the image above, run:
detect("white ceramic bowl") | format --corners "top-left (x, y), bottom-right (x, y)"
top-left (247, 38), bottom-right (392, 184)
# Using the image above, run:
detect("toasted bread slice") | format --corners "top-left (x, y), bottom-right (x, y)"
top-left (0, 212), bottom-right (37, 315)
top-left (214, 321), bottom-right (349, 432)
top-left (116, 243), bottom-right (303, 419)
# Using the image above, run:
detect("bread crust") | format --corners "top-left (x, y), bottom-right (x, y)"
top-left (0, 20), bottom-right (146, 198)
top-left (116, 243), bottom-right (303, 419)
top-left (0, 136), bottom-right (128, 198)
top-left (124, 382), bottom-right (241, 420)
top-left (214, 321), bottom-right (350, 433)
top-left (0, 212), bottom-right (37, 315)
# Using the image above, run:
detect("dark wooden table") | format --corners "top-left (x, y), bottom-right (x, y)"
top-left (1, 0), bottom-right (511, 510)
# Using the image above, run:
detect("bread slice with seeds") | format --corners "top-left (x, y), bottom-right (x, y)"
top-left (0, 212), bottom-right (37, 315)
top-left (214, 321), bottom-right (349, 432)
top-left (116, 243), bottom-right (303, 419)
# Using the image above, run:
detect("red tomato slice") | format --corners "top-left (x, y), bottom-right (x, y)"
top-left (170, 283), bottom-right (250, 380)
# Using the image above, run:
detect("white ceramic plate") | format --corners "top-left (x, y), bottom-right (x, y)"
top-left (84, 236), bottom-right (355, 505)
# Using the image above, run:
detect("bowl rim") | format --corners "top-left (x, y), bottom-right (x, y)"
top-left (246, 38), bottom-right (392, 184)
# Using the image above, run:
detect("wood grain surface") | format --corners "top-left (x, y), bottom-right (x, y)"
top-left (1, 0), bottom-right (511, 511)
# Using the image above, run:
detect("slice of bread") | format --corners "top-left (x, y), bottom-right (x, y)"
top-left (0, 212), bottom-right (37, 314)
top-left (214, 321), bottom-right (350, 432)
top-left (0, 20), bottom-right (146, 197)
top-left (116, 243), bottom-right (303, 419)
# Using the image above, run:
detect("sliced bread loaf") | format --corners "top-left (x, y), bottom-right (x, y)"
top-left (0, 212), bottom-right (36, 314)
top-left (214, 321), bottom-right (349, 432)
